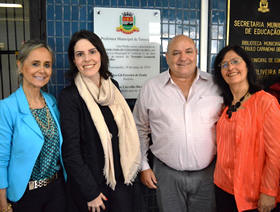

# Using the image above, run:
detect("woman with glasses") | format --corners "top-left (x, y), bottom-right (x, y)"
top-left (0, 40), bottom-right (66, 212)
top-left (213, 45), bottom-right (280, 212)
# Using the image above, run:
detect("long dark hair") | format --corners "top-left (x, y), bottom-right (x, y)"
top-left (213, 45), bottom-right (261, 106)
top-left (67, 30), bottom-right (112, 83)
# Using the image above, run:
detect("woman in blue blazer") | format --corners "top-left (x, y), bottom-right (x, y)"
top-left (0, 40), bottom-right (66, 212)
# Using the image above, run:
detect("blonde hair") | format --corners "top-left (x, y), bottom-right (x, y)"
top-left (17, 40), bottom-right (54, 65)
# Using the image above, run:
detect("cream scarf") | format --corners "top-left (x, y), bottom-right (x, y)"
top-left (75, 73), bottom-right (141, 190)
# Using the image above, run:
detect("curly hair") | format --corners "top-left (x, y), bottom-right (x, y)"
top-left (213, 45), bottom-right (261, 106)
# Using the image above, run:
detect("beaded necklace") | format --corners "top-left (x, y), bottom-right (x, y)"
top-left (30, 104), bottom-right (55, 139)
top-left (226, 91), bottom-right (249, 119)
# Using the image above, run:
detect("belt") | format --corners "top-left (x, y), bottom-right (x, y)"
top-left (28, 172), bottom-right (59, 190)
top-left (154, 156), bottom-right (216, 172)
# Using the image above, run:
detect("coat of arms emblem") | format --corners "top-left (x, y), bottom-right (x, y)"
top-left (116, 12), bottom-right (139, 34)
top-left (258, 0), bottom-right (270, 13)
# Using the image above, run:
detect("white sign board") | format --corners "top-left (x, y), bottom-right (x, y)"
top-left (94, 7), bottom-right (160, 98)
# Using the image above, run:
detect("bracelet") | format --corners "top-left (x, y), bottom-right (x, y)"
top-left (0, 203), bottom-right (12, 212)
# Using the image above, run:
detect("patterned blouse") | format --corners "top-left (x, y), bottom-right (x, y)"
top-left (30, 105), bottom-right (60, 180)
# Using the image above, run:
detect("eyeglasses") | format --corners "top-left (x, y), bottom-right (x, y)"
top-left (219, 58), bottom-right (242, 70)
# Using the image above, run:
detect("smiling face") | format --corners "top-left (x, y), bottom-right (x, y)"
top-left (221, 50), bottom-right (249, 87)
top-left (166, 35), bottom-right (197, 79)
top-left (73, 39), bottom-right (101, 81)
top-left (18, 47), bottom-right (52, 90)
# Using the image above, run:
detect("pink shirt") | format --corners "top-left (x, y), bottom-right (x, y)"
top-left (133, 69), bottom-right (223, 171)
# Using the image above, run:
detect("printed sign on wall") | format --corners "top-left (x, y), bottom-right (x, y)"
top-left (227, 0), bottom-right (280, 99)
top-left (94, 7), bottom-right (160, 99)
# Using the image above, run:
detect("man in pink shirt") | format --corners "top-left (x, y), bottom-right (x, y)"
top-left (133, 35), bottom-right (223, 212)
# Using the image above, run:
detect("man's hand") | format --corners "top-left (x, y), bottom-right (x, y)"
top-left (258, 193), bottom-right (275, 212)
top-left (140, 169), bottom-right (158, 189)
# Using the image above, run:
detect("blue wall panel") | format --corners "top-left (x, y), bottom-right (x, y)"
top-left (46, 0), bottom-right (202, 98)
top-left (208, 0), bottom-right (227, 73)
top-left (46, 0), bottom-right (227, 211)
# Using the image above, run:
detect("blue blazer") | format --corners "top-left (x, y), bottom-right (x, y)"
top-left (0, 86), bottom-right (66, 202)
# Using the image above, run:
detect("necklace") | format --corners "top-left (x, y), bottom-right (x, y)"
top-left (226, 91), bottom-right (249, 119)
top-left (27, 94), bottom-right (45, 109)
top-left (31, 106), bottom-right (50, 129)
top-left (31, 105), bottom-right (55, 139)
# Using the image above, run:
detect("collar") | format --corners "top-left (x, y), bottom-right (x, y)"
top-left (159, 67), bottom-right (209, 88)
top-left (15, 85), bottom-right (54, 114)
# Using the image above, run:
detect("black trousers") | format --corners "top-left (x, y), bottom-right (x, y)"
top-left (215, 185), bottom-right (280, 212)
top-left (102, 183), bottom-right (135, 212)
top-left (10, 176), bottom-right (66, 212)
top-left (68, 182), bottom-right (135, 212)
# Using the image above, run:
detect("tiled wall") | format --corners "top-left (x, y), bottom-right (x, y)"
top-left (208, 0), bottom-right (227, 73)
top-left (46, 1), bottom-right (227, 211)
top-left (47, 0), bottom-right (227, 98)
top-left (46, 0), bottom-right (204, 98)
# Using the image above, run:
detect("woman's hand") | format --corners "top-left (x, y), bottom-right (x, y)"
top-left (2, 204), bottom-right (13, 212)
top-left (0, 203), bottom-right (13, 212)
top-left (87, 193), bottom-right (107, 212)
top-left (0, 189), bottom-right (12, 212)
top-left (258, 193), bottom-right (275, 212)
